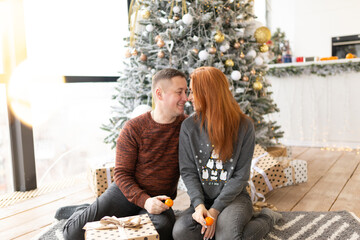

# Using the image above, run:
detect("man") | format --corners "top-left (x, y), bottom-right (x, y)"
top-left (61, 68), bottom-right (188, 240)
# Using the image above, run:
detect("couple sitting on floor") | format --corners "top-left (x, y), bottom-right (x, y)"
top-left (57, 67), bottom-right (282, 240)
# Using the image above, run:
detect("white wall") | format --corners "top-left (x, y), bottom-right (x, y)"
top-left (268, 0), bottom-right (360, 58)
top-left (23, 0), bottom-right (129, 76)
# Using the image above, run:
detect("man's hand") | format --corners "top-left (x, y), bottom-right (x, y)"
top-left (144, 195), bottom-right (170, 214)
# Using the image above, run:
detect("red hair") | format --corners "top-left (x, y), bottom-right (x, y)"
top-left (190, 66), bottom-right (249, 161)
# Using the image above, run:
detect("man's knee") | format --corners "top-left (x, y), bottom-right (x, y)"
top-left (149, 210), bottom-right (176, 239)
top-left (63, 219), bottom-right (85, 240)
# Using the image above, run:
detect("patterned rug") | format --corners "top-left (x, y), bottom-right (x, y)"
top-left (35, 211), bottom-right (360, 240)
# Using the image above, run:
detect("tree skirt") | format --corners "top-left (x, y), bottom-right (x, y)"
top-left (36, 211), bottom-right (360, 240)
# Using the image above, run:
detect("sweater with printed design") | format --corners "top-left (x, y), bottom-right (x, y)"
top-left (179, 114), bottom-right (255, 212)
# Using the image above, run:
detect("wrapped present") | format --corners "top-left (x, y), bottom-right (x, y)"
top-left (84, 214), bottom-right (159, 240)
top-left (279, 158), bottom-right (308, 186)
top-left (247, 145), bottom-right (287, 203)
top-left (88, 161), bottom-right (115, 197)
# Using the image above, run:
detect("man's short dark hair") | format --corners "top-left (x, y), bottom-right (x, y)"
top-left (152, 68), bottom-right (186, 92)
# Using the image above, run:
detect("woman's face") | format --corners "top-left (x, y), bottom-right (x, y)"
top-left (188, 79), bottom-right (197, 111)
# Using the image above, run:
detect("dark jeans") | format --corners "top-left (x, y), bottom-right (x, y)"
top-left (173, 192), bottom-right (273, 240)
top-left (63, 182), bottom-right (175, 240)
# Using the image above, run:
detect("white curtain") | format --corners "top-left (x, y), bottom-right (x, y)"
top-left (268, 72), bottom-right (360, 148)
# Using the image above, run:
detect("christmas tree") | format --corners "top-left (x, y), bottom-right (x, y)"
top-left (102, 0), bottom-right (283, 148)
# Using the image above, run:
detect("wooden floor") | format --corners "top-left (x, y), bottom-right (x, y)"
top-left (0, 146), bottom-right (359, 239)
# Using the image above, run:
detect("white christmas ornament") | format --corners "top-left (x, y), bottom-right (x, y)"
top-left (231, 71), bottom-right (241, 81)
top-left (254, 56), bottom-right (264, 65)
top-left (182, 14), bottom-right (193, 25)
top-left (151, 69), bottom-right (156, 74)
top-left (220, 45), bottom-right (228, 52)
top-left (129, 105), bottom-right (152, 119)
top-left (246, 49), bottom-right (257, 59)
top-left (145, 24), bottom-right (154, 32)
top-left (199, 50), bottom-right (209, 61)
top-left (173, 6), bottom-right (180, 14)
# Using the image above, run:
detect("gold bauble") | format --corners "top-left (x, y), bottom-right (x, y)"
top-left (259, 44), bottom-right (269, 53)
top-left (254, 26), bottom-right (271, 44)
top-left (125, 49), bottom-right (131, 58)
top-left (209, 47), bottom-right (217, 54)
top-left (158, 51), bottom-right (165, 58)
top-left (131, 49), bottom-right (138, 56)
top-left (239, 39), bottom-right (245, 44)
top-left (234, 42), bottom-right (241, 49)
top-left (250, 69), bottom-right (256, 75)
top-left (192, 48), bottom-right (199, 54)
top-left (173, 15), bottom-right (180, 21)
top-left (253, 81), bottom-right (263, 91)
top-left (142, 10), bottom-right (151, 19)
top-left (225, 59), bottom-right (235, 67)
top-left (140, 53), bottom-right (147, 61)
top-left (157, 39), bottom-right (165, 47)
top-left (214, 32), bottom-right (225, 43)
top-left (240, 52), bottom-right (245, 58)
top-left (155, 35), bottom-right (162, 42)
top-left (243, 76), bottom-right (249, 82)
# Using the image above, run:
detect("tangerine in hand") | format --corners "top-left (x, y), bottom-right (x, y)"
top-left (205, 216), bottom-right (214, 226)
top-left (165, 199), bottom-right (173, 207)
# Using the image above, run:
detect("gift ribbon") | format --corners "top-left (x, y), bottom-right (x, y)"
top-left (248, 152), bottom-right (273, 203)
top-left (105, 166), bottom-right (112, 187)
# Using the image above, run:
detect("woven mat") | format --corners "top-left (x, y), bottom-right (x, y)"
top-left (0, 173), bottom-right (86, 208)
top-left (36, 210), bottom-right (360, 240)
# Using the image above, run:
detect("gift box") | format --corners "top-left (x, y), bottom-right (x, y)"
top-left (84, 214), bottom-right (159, 240)
top-left (279, 158), bottom-right (308, 186)
top-left (88, 161), bottom-right (115, 197)
top-left (247, 145), bottom-right (287, 203)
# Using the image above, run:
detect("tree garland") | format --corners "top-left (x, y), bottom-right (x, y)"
top-left (267, 61), bottom-right (360, 77)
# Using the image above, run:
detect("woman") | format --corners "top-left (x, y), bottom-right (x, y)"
top-left (173, 67), bottom-right (281, 240)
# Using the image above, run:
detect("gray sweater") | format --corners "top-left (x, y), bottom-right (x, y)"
top-left (179, 114), bottom-right (255, 212)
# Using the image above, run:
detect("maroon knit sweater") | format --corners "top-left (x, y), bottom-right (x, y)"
top-left (114, 112), bottom-right (186, 208)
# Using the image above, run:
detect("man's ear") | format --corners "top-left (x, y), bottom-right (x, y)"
top-left (155, 87), bottom-right (162, 100)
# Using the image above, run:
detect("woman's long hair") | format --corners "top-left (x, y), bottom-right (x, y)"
top-left (190, 66), bottom-right (250, 161)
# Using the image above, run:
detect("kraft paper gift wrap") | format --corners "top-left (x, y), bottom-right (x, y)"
top-left (84, 214), bottom-right (159, 240)
top-left (88, 161), bottom-right (115, 197)
top-left (247, 145), bottom-right (287, 202)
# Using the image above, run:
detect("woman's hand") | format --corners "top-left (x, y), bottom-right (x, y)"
top-left (192, 205), bottom-right (220, 240)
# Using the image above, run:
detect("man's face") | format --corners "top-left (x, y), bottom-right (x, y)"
top-left (160, 76), bottom-right (188, 117)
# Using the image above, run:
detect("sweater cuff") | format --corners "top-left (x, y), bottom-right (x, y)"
top-left (211, 201), bottom-right (225, 213)
top-left (136, 193), bottom-right (151, 209)
top-left (192, 198), bottom-right (204, 209)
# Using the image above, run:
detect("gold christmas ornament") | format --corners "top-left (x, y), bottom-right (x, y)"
top-left (240, 52), bottom-right (245, 58)
top-left (192, 48), bottom-right (199, 54)
top-left (209, 47), bottom-right (217, 54)
top-left (259, 44), bottom-right (269, 53)
top-left (157, 39), bottom-right (165, 47)
top-left (173, 15), bottom-right (180, 21)
top-left (253, 81), bottom-right (263, 91)
top-left (234, 42), bottom-right (241, 49)
top-left (140, 53), bottom-right (147, 61)
top-left (243, 76), bottom-right (249, 82)
top-left (142, 10), bottom-right (151, 19)
top-left (239, 39), bottom-right (245, 44)
top-left (158, 51), bottom-right (165, 58)
top-left (155, 35), bottom-right (162, 42)
top-left (214, 31), bottom-right (225, 43)
top-left (254, 26), bottom-right (271, 44)
top-left (225, 59), bottom-right (235, 67)
top-left (125, 49), bottom-right (131, 58)
top-left (250, 69), bottom-right (256, 75)
top-left (131, 49), bottom-right (138, 56)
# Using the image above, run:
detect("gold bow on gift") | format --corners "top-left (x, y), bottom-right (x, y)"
top-left (83, 216), bottom-right (142, 230)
